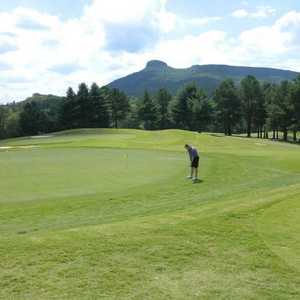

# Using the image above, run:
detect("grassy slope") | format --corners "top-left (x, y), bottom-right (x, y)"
top-left (0, 129), bottom-right (300, 299)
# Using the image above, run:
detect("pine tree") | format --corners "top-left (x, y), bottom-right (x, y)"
top-left (290, 76), bottom-right (300, 141)
top-left (155, 88), bottom-right (172, 129)
top-left (77, 83), bottom-right (90, 128)
top-left (214, 79), bottom-right (241, 135)
top-left (138, 90), bottom-right (157, 130)
top-left (240, 75), bottom-right (262, 137)
top-left (19, 101), bottom-right (49, 135)
top-left (191, 88), bottom-right (213, 132)
top-left (277, 81), bottom-right (293, 141)
top-left (171, 83), bottom-right (195, 130)
top-left (89, 83), bottom-right (110, 128)
top-left (0, 106), bottom-right (7, 139)
top-left (61, 87), bottom-right (77, 129)
top-left (108, 88), bottom-right (130, 128)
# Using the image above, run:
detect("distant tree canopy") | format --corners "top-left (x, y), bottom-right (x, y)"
top-left (214, 79), bottom-right (241, 136)
top-left (1, 75), bottom-right (300, 143)
top-left (138, 90), bottom-right (157, 130)
top-left (155, 88), bottom-right (172, 129)
top-left (108, 88), bottom-right (130, 128)
top-left (19, 101), bottom-right (52, 136)
top-left (171, 83), bottom-right (213, 132)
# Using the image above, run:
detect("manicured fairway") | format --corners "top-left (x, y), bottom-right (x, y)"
top-left (0, 129), bottom-right (300, 299)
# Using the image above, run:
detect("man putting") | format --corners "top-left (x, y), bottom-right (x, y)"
top-left (185, 144), bottom-right (199, 183)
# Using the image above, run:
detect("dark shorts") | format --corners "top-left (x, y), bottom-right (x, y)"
top-left (191, 156), bottom-right (199, 168)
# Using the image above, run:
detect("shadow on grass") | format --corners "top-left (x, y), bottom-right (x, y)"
top-left (193, 179), bottom-right (204, 184)
top-left (208, 132), bottom-right (300, 145)
top-left (208, 133), bottom-right (225, 138)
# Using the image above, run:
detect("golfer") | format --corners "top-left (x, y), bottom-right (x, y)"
top-left (184, 144), bottom-right (199, 183)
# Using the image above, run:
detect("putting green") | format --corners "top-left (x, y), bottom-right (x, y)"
top-left (0, 129), bottom-right (300, 299)
top-left (0, 148), bottom-right (185, 204)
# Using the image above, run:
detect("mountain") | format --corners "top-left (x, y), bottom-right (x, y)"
top-left (108, 60), bottom-right (299, 97)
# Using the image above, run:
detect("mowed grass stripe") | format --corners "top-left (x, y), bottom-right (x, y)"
top-left (0, 129), bottom-right (300, 299)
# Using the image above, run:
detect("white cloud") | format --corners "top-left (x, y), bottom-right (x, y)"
top-left (232, 6), bottom-right (276, 19)
top-left (156, 2), bottom-right (177, 33)
top-left (0, 5), bottom-right (108, 101)
top-left (253, 6), bottom-right (276, 18)
top-left (0, 2), bottom-right (300, 103)
top-left (232, 9), bottom-right (249, 18)
top-left (125, 10), bottom-right (300, 71)
top-left (275, 10), bottom-right (300, 29)
top-left (0, 0), bottom-right (223, 101)
top-left (239, 26), bottom-right (291, 55)
top-left (187, 16), bottom-right (222, 26)
top-left (84, 0), bottom-right (162, 24)
top-left (151, 31), bottom-right (230, 67)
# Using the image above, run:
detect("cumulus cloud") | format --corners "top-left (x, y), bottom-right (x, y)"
top-left (232, 9), bottom-right (249, 18)
top-left (148, 31), bottom-right (230, 67)
top-left (232, 6), bottom-right (276, 19)
top-left (17, 18), bottom-right (50, 31)
top-left (254, 6), bottom-right (276, 18)
top-left (0, 0), bottom-right (300, 102)
top-left (84, 0), bottom-right (162, 24)
top-left (124, 11), bottom-right (300, 71)
top-left (276, 10), bottom-right (300, 30)
top-left (187, 17), bottom-right (222, 26)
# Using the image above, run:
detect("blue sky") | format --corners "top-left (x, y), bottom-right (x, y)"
top-left (1, 0), bottom-right (300, 102)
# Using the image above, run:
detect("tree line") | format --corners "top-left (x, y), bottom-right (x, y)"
top-left (1, 75), bottom-right (300, 142)
top-left (215, 75), bottom-right (300, 141)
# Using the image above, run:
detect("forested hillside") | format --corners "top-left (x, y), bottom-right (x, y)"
top-left (108, 60), bottom-right (299, 96)
top-left (1, 67), bottom-right (300, 144)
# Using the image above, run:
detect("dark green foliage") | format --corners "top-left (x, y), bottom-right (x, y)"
top-left (171, 84), bottom-right (195, 130)
top-left (61, 84), bottom-right (111, 130)
top-left (23, 94), bottom-right (64, 132)
top-left (89, 83), bottom-right (110, 128)
top-left (76, 83), bottom-right (91, 128)
top-left (0, 106), bottom-right (6, 139)
top-left (214, 79), bottom-right (241, 135)
top-left (265, 84), bottom-right (282, 139)
top-left (108, 88), bottom-right (130, 128)
top-left (122, 99), bottom-right (141, 129)
top-left (190, 88), bottom-right (213, 132)
top-left (61, 87), bottom-right (77, 129)
top-left (275, 81), bottom-right (293, 141)
top-left (155, 88), bottom-right (172, 129)
top-left (290, 76), bottom-right (300, 140)
top-left (138, 90), bottom-right (157, 130)
top-left (109, 60), bottom-right (299, 97)
top-left (4, 112), bottom-right (20, 137)
top-left (19, 101), bottom-right (51, 136)
top-left (171, 83), bottom-right (212, 131)
top-left (265, 82), bottom-right (294, 141)
top-left (0, 104), bottom-right (21, 138)
top-left (240, 76), bottom-right (262, 137)
top-left (1, 69), bottom-right (300, 143)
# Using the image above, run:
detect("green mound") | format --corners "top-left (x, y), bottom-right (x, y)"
top-left (0, 129), bottom-right (300, 299)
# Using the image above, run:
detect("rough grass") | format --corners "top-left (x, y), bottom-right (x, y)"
top-left (0, 129), bottom-right (300, 299)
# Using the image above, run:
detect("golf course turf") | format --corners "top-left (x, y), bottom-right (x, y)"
top-left (0, 129), bottom-right (299, 299)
